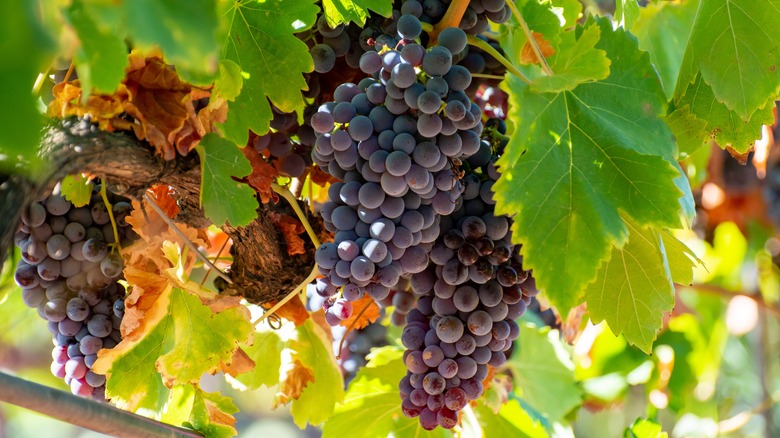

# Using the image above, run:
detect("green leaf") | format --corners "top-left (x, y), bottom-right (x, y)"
top-left (530, 22), bottom-right (610, 93)
top-left (549, 0), bottom-right (582, 28)
top-left (102, 309), bottom-right (174, 413)
top-left (495, 17), bottom-right (685, 313)
top-left (508, 324), bottom-right (582, 422)
top-left (624, 418), bottom-right (667, 438)
top-left (65, 0), bottom-right (128, 95)
top-left (213, 60), bottom-right (244, 101)
top-left (632, 0), bottom-right (699, 98)
top-left (661, 230), bottom-right (699, 286)
top-left (157, 289), bottom-right (253, 385)
top-left (289, 320), bottom-right (345, 427)
top-left (615, 0), bottom-right (640, 29)
top-left (220, 0), bottom-right (318, 145)
top-left (675, 0), bottom-right (780, 120)
top-left (196, 134), bottom-right (258, 227)
top-left (322, 0), bottom-right (393, 26)
top-left (124, 0), bottom-right (219, 79)
top-left (323, 346), bottom-right (447, 438)
top-left (474, 399), bottom-right (549, 438)
top-left (669, 73), bottom-right (773, 154)
top-left (60, 174), bottom-right (94, 208)
top-left (234, 330), bottom-right (284, 390)
top-left (584, 220), bottom-right (678, 353)
top-left (0, 2), bottom-right (54, 173)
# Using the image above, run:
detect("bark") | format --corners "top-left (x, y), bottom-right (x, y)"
top-left (1, 117), bottom-right (314, 305)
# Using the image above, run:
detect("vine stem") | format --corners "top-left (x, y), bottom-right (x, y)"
top-left (336, 299), bottom-right (375, 359)
top-left (676, 283), bottom-right (780, 318)
top-left (0, 371), bottom-right (204, 437)
top-left (466, 35), bottom-right (531, 84)
top-left (432, 0), bottom-right (471, 40)
top-left (142, 193), bottom-right (233, 285)
top-left (99, 181), bottom-right (122, 251)
top-left (199, 236), bottom-right (230, 286)
top-left (252, 264), bottom-right (317, 326)
top-left (272, 183), bottom-right (321, 248)
top-left (506, 0), bottom-right (554, 76)
top-left (471, 73), bottom-right (506, 80)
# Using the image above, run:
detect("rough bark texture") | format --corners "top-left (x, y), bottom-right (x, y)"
top-left (1, 117), bottom-right (313, 305)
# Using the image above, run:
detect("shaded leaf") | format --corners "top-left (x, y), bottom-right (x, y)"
top-left (508, 324), bottom-right (582, 422)
top-left (322, 0), bottom-right (393, 26)
top-left (241, 143), bottom-right (279, 203)
top-left (65, 0), bottom-right (129, 95)
top-left (474, 399), bottom-right (548, 438)
top-left (268, 211), bottom-right (307, 256)
top-left (197, 134), bottom-right (258, 227)
top-left (124, 0), bottom-right (220, 80)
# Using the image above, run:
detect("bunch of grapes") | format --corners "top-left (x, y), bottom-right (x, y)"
top-left (401, 0), bottom-right (511, 35)
top-left (13, 182), bottom-right (135, 400)
top-left (311, 21), bottom-right (491, 326)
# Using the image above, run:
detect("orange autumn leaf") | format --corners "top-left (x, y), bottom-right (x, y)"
top-left (241, 145), bottom-right (278, 203)
top-left (338, 295), bottom-right (380, 330)
top-left (267, 211), bottom-right (306, 256)
top-left (147, 185), bottom-right (180, 218)
top-left (521, 32), bottom-right (556, 65)
top-left (48, 81), bottom-right (129, 131)
top-left (263, 296), bottom-right (310, 326)
top-left (220, 347), bottom-right (256, 377)
top-left (273, 359), bottom-right (315, 407)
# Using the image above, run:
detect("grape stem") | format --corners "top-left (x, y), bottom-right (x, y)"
top-left (471, 73), bottom-right (506, 80)
top-left (99, 181), bottom-right (123, 251)
top-left (272, 183), bottom-right (321, 248)
top-left (466, 35), bottom-right (531, 84)
top-left (506, 0), bottom-right (554, 76)
top-left (336, 299), bottom-right (376, 359)
top-left (142, 192), bottom-right (233, 285)
top-left (431, 0), bottom-right (471, 41)
top-left (253, 264), bottom-right (317, 326)
top-left (199, 236), bottom-right (231, 286)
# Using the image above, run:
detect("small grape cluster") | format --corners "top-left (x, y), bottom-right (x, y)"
top-left (13, 182), bottom-right (135, 400)
top-left (402, 0), bottom-right (511, 35)
top-left (252, 107), bottom-right (316, 179)
top-left (337, 321), bottom-right (389, 384)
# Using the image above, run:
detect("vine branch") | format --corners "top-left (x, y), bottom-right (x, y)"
top-left (0, 371), bottom-right (203, 438)
top-left (432, 0), bottom-right (471, 40)
top-left (466, 35), bottom-right (531, 84)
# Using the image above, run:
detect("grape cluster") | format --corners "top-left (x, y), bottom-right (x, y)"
top-left (13, 182), bottom-right (135, 399)
top-left (252, 107), bottom-right (316, 179)
top-left (311, 23), bottom-right (488, 326)
top-left (397, 152), bottom-right (538, 429)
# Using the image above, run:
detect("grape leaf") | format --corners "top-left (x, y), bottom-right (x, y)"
top-left (196, 134), bottom-right (259, 227)
top-left (495, 17), bottom-right (686, 313)
top-left (220, 0), bottom-right (318, 146)
top-left (94, 292), bottom-right (174, 412)
top-left (584, 219), bottom-right (695, 353)
top-left (233, 330), bottom-right (285, 389)
top-left (632, 0), bottom-right (699, 98)
top-left (64, 0), bottom-right (129, 95)
top-left (675, 0), bottom-right (780, 120)
top-left (550, 0), bottom-right (582, 28)
top-left (668, 73), bottom-right (773, 154)
top-left (322, 346), bottom-right (447, 438)
top-left (615, 0), bottom-right (640, 29)
top-left (60, 174), bottom-right (93, 208)
top-left (530, 22), bottom-right (610, 93)
top-left (322, 0), bottom-right (393, 26)
top-left (473, 399), bottom-right (548, 438)
top-left (156, 288), bottom-right (253, 386)
top-left (189, 389), bottom-right (240, 438)
top-left (507, 325), bottom-right (582, 422)
top-left (287, 319), bottom-right (345, 427)
top-left (0, 2), bottom-right (53, 172)
top-left (213, 60), bottom-right (244, 101)
top-left (124, 0), bottom-right (220, 81)
top-left (625, 418), bottom-right (667, 438)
